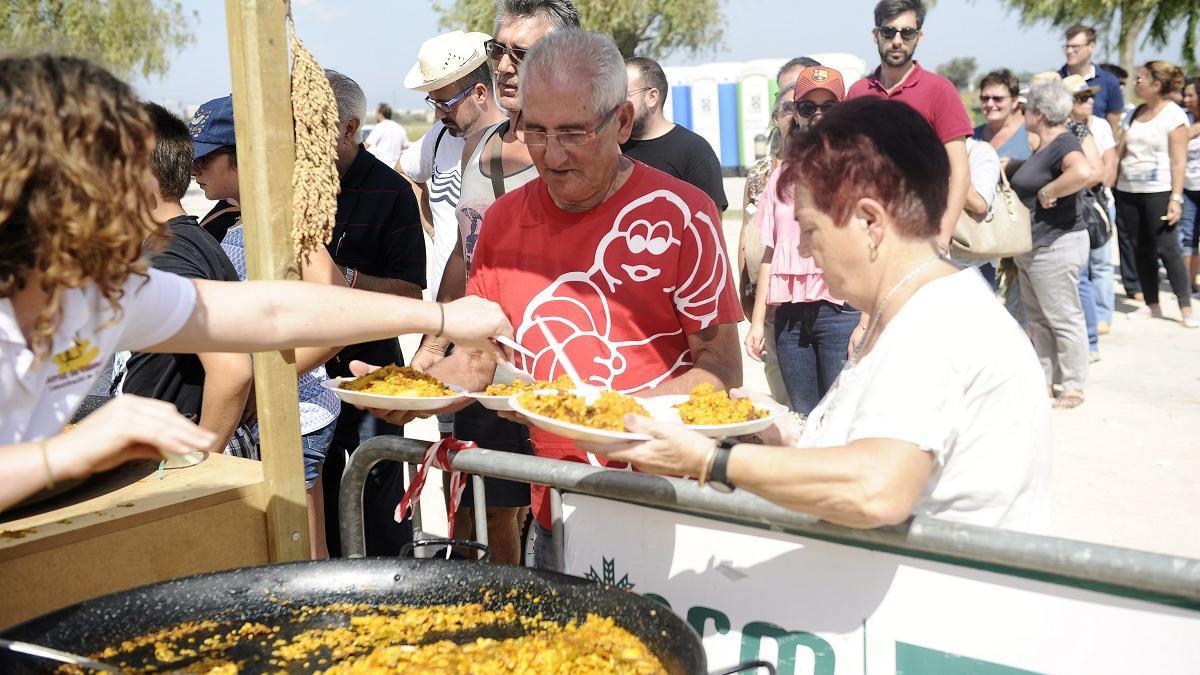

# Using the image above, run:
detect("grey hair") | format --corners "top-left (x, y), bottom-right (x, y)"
top-left (324, 69), bottom-right (367, 128)
top-left (520, 29), bottom-right (625, 118)
top-left (493, 0), bottom-right (581, 35)
top-left (1025, 80), bottom-right (1073, 126)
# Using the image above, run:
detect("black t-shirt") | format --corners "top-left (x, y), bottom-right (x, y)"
top-left (200, 200), bottom-right (241, 244)
top-left (121, 216), bottom-right (240, 420)
top-left (621, 125), bottom-right (728, 212)
top-left (324, 145), bottom-right (427, 377)
top-left (1009, 133), bottom-right (1084, 248)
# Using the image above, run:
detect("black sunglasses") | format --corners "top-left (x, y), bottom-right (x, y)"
top-left (795, 100), bottom-right (837, 118)
top-left (1074, 93), bottom-right (1095, 103)
top-left (484, 39), bottom-right (528, 65)
top-left (876, 25), bottom-right (920, 41)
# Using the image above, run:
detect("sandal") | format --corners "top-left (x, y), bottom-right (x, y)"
top-left (1052, 391), bottom-right (1085, 409)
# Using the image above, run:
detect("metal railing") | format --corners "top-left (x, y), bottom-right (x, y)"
top-left (339, 436), bottom-right (1200, 608)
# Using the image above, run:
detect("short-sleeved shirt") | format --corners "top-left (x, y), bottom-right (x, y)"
top-left (974, 121), bottom-right (1033, 161)
top-left (847, 61), bottom-right (973, 143)
top-left (1010, 132), bottom-right (1084, 247)
top-left (222, 224), bottom-right (340, 435)
top-left (965, 138), bottom-right (1001, 210)
top-left (326, 145), bottom-right (426, 377)
top-left (755, 167), bottom-right (841, 306)
top-left (621, 125), bottom-right (729, 212)
top-left (1058, 64), bottom-right (1125, 121)
top-left (364, 118), bottom-right (409, 171)
top-left (1116, 102), bottom-right (1190, 193)
top-left (1087, 115), bottom-right (1117, 155)
top-left (399, 121), bottom-right (466, 300)
top-left (121, 216), bottom-right (240, 420)
top-left (466, 161), bottom-right (743, 527)
top-left (1, 269), bottom-right (197, 443)
top-left (801, 269), bottom-right (1051, 533)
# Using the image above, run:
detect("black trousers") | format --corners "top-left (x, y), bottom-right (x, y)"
top-left (1112, 190), bottom-right (1192, 308)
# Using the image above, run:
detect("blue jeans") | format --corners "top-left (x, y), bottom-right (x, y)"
top-left (1180, 189), bottom-right (1200, 254)
top-left (1088, 237), bottom-right (1115, 326)
top-left (773, 301), bottom-right (861, 415)
top-left (1078, 269), bottom-right (1098, 352)
top-left (301, 421), bottom-right (335, 489)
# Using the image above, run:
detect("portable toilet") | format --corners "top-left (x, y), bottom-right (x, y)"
top-left (662, 66), bottom-right (694, 129)
top-left (689, 62), bottom-right (744, 174)
top-left (737, 59), bottom-right (786, 169)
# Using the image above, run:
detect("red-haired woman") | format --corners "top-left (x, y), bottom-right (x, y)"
top-left (584, 98), bottom-right (1052, 533)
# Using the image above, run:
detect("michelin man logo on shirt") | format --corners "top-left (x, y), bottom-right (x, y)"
top-left (516, 189), bottom-right (728, 394)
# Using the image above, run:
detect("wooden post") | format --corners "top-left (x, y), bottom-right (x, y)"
top-left (224, 0), bottom-right (310, 562)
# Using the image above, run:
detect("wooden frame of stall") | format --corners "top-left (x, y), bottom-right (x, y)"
top-left (0, 0), bottom-right (313, 628)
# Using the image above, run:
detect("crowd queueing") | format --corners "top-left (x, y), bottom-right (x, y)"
top-left (2, 0), bottom-right (1197, 570)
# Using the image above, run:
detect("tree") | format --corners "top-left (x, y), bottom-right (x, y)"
top-left (999, 0), bottom-right (1199, 98)
top-left (937, 56), bottom-right (978, 90)
top-left (432, 0), bottom-right (724, 59)
top-left (0, 0), bottom-right (194, 80)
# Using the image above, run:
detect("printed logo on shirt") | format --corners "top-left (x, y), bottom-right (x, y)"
top-left (47, 337), bottom-right (103, 390)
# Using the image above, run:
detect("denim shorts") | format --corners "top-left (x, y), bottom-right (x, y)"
top-left (301, 421), bottom-right (335, 489)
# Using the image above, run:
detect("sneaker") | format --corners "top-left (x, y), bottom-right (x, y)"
top-left (1128, 305), bottom-right (1162, 319)
top-left (1184, 316), bottom-right (1200, 329)
top-left (1089, 351), bottom-right (1102, 363)
top-left (1097, 322), bottom-right (1110, 335)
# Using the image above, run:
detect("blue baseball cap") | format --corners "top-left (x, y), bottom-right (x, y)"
top-left (189, 95), bottom-right (236, 160)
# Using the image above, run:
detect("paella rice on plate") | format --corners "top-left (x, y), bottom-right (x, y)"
top-left (340, 365), bottom-right (455, 397)
top-left (517, 390), bottom-right (650, 432)
top-left (675, 383), bottom-right (768, 425)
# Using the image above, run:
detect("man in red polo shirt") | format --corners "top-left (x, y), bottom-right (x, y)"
top-left (417, 29), bottom-right (743, 569)
top-left (848, 0), bottom-right (971, 251)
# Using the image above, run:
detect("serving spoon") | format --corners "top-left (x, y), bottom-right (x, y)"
top-left (0, 638), bottom-right (121, 673)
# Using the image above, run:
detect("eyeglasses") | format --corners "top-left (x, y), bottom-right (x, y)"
top-left (518, 104), bottom-right (620, 147)
top-left (876, 25), bottom-right (919, 41)
top-left (425, 84), bottom-right (476, 113)
top-left (1074, 93), bottom-right (1094, 103)
top-left (794, 100), bottom-right (837, 118)
top-left (1063, 40), bottom-right (1094, 52)
top-left (627, 87), bottom-right (651, 98)
top-left (979, 95), bottom-right (1010, 103)
top-left (192, 147), bottom-right (231, 172)
top-left (777, 101), bottom-right (796, 116)
top-left (485, 39), bottom-right (528, 65)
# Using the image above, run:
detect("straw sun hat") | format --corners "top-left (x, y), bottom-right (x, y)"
top-left (404, 30), bottom-right (491, 93)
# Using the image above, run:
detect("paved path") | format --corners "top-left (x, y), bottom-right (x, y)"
top-left (185, 180), bottom-right (1200, 560)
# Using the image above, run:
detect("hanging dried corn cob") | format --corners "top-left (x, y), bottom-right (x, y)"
top-left (288, 15), bottom-right (339, 263)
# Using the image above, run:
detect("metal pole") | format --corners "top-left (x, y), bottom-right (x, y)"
top-left (472, 475), bottom-right (489, 560)
top-left (550, 487), bottom-right (565, 573)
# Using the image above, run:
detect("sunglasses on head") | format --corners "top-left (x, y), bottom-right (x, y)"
top-left (795, 100), bottom-right (837, 118)
top-left (876, 25), bottom-right (919, 41)
top-left (484, 39), bottom-right (528, 65)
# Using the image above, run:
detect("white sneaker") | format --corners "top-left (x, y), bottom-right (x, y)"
top-left (1089, 351), bottom-right (1102, 363)
top-left (1184, 316), bottom-right (1200, 329)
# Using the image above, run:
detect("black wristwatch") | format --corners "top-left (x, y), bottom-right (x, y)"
top-left (708, 438), bottom-right (737, 493)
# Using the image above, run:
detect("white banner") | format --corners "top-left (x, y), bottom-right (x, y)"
top-left (562, 495), bottom-right (1200, 674)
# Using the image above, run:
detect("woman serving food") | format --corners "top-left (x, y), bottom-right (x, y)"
top-left (584, 98), bottom-right (1053, 533)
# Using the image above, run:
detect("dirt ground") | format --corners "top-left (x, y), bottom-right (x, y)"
top-left (185, 177), bottom-right (1200, 561)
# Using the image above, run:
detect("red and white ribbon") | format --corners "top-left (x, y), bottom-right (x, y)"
top-left (395, 437), bottom-right (475, 541)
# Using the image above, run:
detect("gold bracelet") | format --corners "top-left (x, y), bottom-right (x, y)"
top-left (40, 439), bottom-right (56, 490)
top-left (696, 441), bottom-right (718, 488)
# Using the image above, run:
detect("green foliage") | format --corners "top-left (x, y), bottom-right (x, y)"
top-left (433, 0), bottom-right (724, 59)
top-left (937, 56), bottom-right (978, 90)
top-left (0, 0), bottom-right (195, 80)
top-left (999, 0), bottom-right (1200, 72)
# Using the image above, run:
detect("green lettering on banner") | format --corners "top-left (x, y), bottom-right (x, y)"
top-left (895, 642), bottom-right (1045, 675)
top-left (740, 621), bottom-right (836, 675)
top-left (687, 606), bottom-right (731, 638)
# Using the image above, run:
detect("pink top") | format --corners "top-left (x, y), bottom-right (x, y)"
top-left (755, 167), bottom-right (842, 306)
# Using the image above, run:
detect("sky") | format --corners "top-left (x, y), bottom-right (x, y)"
top-left (133, 0), bottom-right (1191, 113)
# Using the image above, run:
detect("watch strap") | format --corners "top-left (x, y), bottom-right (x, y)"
top-left (711, 438), bottom-right (737, 488)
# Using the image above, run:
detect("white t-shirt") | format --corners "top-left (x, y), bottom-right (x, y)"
top-left (1117, 101), bottom-right (1189, 193)
top-left (1185, 131), bottom-right (1200, 192)
top-left (799, 269), bottom-right (1052, 533)
top-left (1087, 114), bottom-right (1117, 155)
top-left (364, 118), bottom-right (410, 171)
top-left (1, 270), bottom-right (197, 443)
top-left (965, 138), bottom-right (1000, 210)
top-left (399, 120), bottom-right (466, 300)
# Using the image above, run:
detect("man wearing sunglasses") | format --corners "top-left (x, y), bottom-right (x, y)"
top-left (847, 0), bottom-right (972, 254)
top-left (398, 30), bottom-right (742, 571)
top-left (1057, 25), bottom-right (1125, 137)
top-left (620, 56), bottom-right (727, 212)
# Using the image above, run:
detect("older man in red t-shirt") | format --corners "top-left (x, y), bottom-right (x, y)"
top-left (418, 29), bottom-right (742, 567)
top-left (847, 0), bottom-right (972, 251)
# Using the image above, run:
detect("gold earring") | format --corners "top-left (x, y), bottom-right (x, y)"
top-left (868, 240), bottom-right (878, 253)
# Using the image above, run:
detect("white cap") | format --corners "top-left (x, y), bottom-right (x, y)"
top-left (404, 30), bottom-right (492, 93)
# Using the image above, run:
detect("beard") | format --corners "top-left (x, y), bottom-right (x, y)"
top-left (878, 42), bottom-right (915, 68)
top-left (629, 108), bottom-right (650, 139)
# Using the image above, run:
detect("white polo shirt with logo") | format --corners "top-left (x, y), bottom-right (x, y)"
top-left (1, 269), bottom-right (196, 443)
